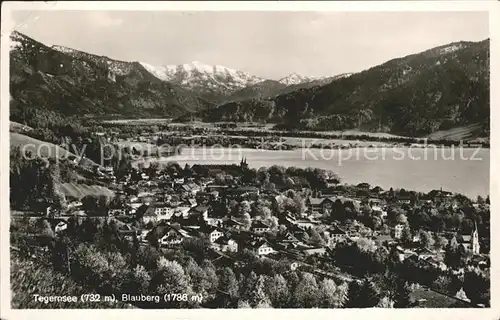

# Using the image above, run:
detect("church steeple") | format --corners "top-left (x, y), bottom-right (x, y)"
top-left (240, 156), bottom-right (248, 169)
top-left (471, 220), bottom-right (480, 255)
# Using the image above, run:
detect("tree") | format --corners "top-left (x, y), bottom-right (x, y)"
top-left (97, 195), bottom-right (111, 214)
top-left (308, 228), bottom-right (325, 247)
top-left (293, 273), bottom-right (320, 308)
top-left (182, 237), bottom-right (210, 262)
top-left (377, 296), bottom-right (395, 308)
top-left (214, 173), bottom-right (226, 185)
top-left (151, 258), bottom-right (191, 306)
top-left (73, 244), bottom-right (127, 295)
top-left (218, 267), bottom-right (239, 301)
top-left (476, 195), bottom-right (484, 204)
top-left (444, 240), bottom-right (469, 270)
top-left (266, 274), bottom-right (289, 308)
top-left (255, 300), bottom-right (272, 308)
top-left (228, 200), bottom-right (239, 216)
top-left (185, 258), bottom-right (213, 299)
top-left (240, 271), bottom-right (258, 302)
top-left (237, 300), bottom-right (251, 308)
top-left (401, 226), bottom-right (412, 245)
top-left (387, 207), bottom-right (405, 222)
top-left (393, 279), bottom-right (413, 308)
top-left (319, 278), bottom-right (347, 308)
top-left (82, 195), bottom-right (99, 215)
top-left (11, 253), bottom-right (127, 308)
top-left (463, 269), bottom-right (490, 306)
top-left (434, 236), bottom-right (449, 251)
top-left (242, 213), bottom-right (252, 230)
top-left (346, 278), bottom-right (380, 308)
top-left (10, 154), bottom-right (65, 211)
top-left (359, 278), bottom-right (381, 307)
top-left (396, 213), bottom-right (408, 225)
top-left (249, 275), bottom-right (272, 308)
top-left (292, 194), bottom-right (307, 215)
top-left (356, 237), bottom-right (377, 253)
top-left (123, 264), bottom-right (151, 296)
top-left (51, 235), bottom-right (71, 273)
top-left (36, 219), bottom-right (55, 238)
top-left (238, 201), bottom-right (251, 217)
top-left (255, 206), bottom-right (272, 220)
top-left (433, 274), bottom-right (460, 296)
top-left (419, 230), bottom-right (435, 249)
top-left (266, 216), bottom-right (279, 231)
top-left (200, 260), bottom-right (219, 302)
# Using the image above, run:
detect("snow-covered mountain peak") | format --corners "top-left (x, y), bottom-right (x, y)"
top-left (279, 73), bottom-right (315, 85)
top-left (181, 61), bottom-right (215, 73)
top-left (139, 61), bottom-right (265, 93)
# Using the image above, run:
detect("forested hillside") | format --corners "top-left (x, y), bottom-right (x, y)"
top-left (196, 40), bottom-right (489, 137)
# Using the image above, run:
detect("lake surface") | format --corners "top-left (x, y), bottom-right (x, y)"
top-left (137, 147), bottom-right (489, 198)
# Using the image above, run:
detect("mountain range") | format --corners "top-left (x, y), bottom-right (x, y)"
top-left (9, 30), bottom-right (489, 137)
top-left (137, 60), bottom-right (265, 102)
top-left (189, 41), bottom-right (490, 136)
top-left (10, 31), bottom-right (213, 119)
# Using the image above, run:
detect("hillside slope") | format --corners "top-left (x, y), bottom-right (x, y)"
top-left (224, 73), bottom-right (353, 103)
top-left (60, 183), bottom-right (115, 199)
top-left (10, 132), bottom-right (97, 168)
top-left (10, 31), bottom-right (213, 118)
top-left (426, 123), bottom-right (487, 141)
top-left (197, 40), bottom-right (489, 137)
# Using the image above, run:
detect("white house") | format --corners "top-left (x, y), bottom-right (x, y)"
top-left (323, 226), bottom-right (348, 247)
top-left (206, 226), bottom-right (224, 243)
top-left (213, 236), bottom-right (238, 252)
top-left (55, 221), bottom-right (68, 233)
top-left (189, 205), bottom-right (209, 221)
top-left (143, 203), bottom-right (176, 222)
top-left (174, 207), bottom-right (191, 219)
top-left (251, 240), bottom-right (276, 256)
top-left (159, 228), bottom-right (189, 246)
top-left (251, 220), bottom-right (270, 234)
top-left (67, 200), bottom-right (83, 210)
top-left (394, 224), bottom-right (405, 239)
top-left (174, 178), bottom-right (185, 185)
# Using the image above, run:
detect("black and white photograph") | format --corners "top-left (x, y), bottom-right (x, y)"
top-left (1, 1), bottom-right (498, 315)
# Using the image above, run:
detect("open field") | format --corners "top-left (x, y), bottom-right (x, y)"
top-left (11, 132), bottom-right (74, 158)
top-left (60, 183), bottom-right (115, 199)
top-left (426, 123), bottom-right (487, 141)
top-left (102, 118), bottom-right (172, 125)
top-left (10, 133), bottom-right (97, 168)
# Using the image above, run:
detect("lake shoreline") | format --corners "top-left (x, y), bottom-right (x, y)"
top-left (131, 146), bottom-right (489, 198)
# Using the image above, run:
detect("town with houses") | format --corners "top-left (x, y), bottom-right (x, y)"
top-left (18, 152), bottom-right (489, 308)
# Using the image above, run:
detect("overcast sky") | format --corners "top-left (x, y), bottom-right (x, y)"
top-left (10, 10), bottom-right (488, 80)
